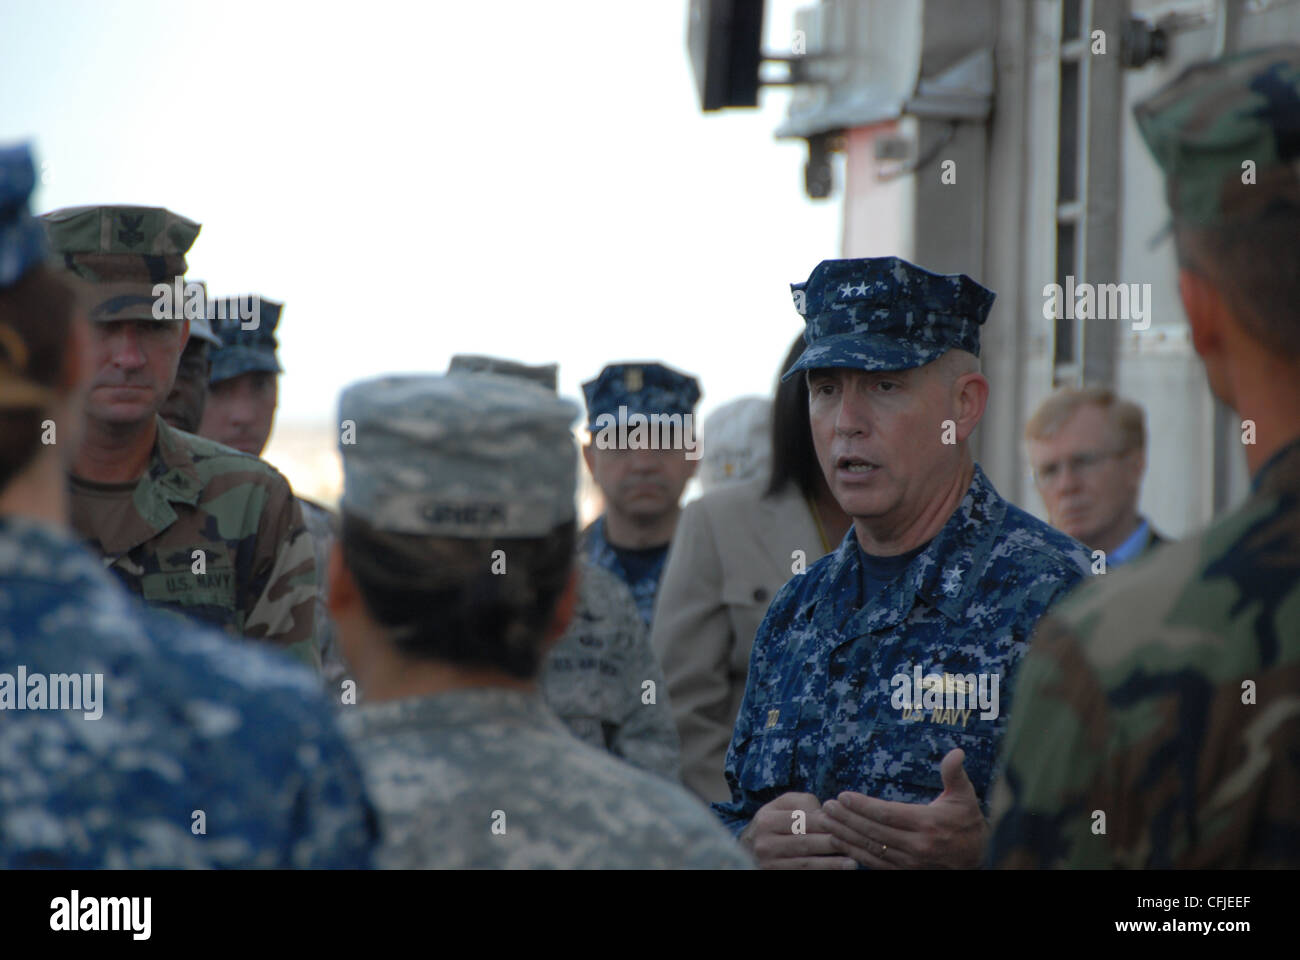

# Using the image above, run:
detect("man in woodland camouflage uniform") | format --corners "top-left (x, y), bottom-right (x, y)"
top-left (41, 206), bottom-right (317, 668)
top-left (987, 45), bottom-right (1300, 868)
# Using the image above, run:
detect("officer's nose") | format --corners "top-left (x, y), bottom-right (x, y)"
top-left (109, 325), bottom-right (147, 371)
top-left (833, 389), bottom-right (872, 437)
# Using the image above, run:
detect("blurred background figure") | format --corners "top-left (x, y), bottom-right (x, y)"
top-left (448, 353), bottom-right (681, 782)
top-left (581, 362), bottom-right (702, 631)
top-left (201, 296), bottom-right (350, 692)
top-left (201, 295), bottom-right (282, 455)
top-left (651, 335), bottom-right (851, 803)
top-left (158, 281), bottom-right (221, 434)
top-left (1026, 386), bottom-right (1166, 567)
top-left (698, 395), bottom-right (771, 494)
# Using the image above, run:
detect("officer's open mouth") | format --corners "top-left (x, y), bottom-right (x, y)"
top-left (837, 456), bottom-right (879, 474)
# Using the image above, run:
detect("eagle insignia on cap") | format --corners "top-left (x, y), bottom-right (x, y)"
top-left (117, 214), bottom-right (144, 248)
top-left (624, 366), bottom-right (643, 392)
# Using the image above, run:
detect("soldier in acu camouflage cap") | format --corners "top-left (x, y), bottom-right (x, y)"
top-left (581, 361), bottom-right (702, 630)
top-left (331, 372), bottom-right (750, 868)
top-left (988, 45), bottom-right (1300, 869)
top-left (714, 255), bottom-right (1091, 869)
top-left (0, 146), bottom-right (376, 867)
top-left (40, 206), bottom-right (319, 669)
top-left (448, 353), bottom-right (682, 782)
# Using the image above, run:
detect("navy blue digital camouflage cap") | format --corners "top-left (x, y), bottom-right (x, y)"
top-left (782, 256), bottom-right (995, 381)
top-left (582, 362), bottom-right (701, 431)
top-left (208, 295), bottom-right (283, 385)
top-left (0, 144), bottom-right (46, 289)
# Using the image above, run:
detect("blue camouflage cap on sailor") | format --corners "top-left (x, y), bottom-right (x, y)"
top-left (338, 373), bottom-right (580, 538)
top-left (782, 256), bottom-right (995, 381)
top-left (582, 362), bottom-right (701, 431)
top-left (0, 144), bottom-right (47, 289)
top-left (209, 295), bottom-right (283, 384)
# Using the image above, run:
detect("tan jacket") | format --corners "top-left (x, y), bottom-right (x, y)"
top-left (650, 478), bottom-right (829, 803)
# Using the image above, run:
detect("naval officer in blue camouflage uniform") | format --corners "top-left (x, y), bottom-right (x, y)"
top-left (581, 362), bottom-right (701, 628)
top-left (0, 144), bottom-right (376, 868)
top-left (714, 256), bottom-right (1091, 869)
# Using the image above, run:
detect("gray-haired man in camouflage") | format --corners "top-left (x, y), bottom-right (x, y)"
top-left (330, 372), bottom-right (750, 868)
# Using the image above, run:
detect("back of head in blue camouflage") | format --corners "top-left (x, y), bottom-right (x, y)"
top-left (208, 295), bottom-right (283, 384)
top-left (782, 256), bottom-right (995, 381)
top-left (0, 144), bottom-right (46, 290)
top-left (338, 373), bottom-right (580, 539)
top-left (582, 362), bottom-right (701, 432)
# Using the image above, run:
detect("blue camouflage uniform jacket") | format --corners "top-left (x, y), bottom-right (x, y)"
top-left (582, 515), bottom-right (668, 628)
top-left (0, 516), bottom-right (377, 868)
top-left (712, 464), bottom-right (1091, 836)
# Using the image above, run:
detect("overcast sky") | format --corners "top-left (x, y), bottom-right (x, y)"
top-left (2, 0), bottom-right (842, 438)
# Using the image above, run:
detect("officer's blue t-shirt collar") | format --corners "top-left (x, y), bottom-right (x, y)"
top-left (807, 464), bottom-right (1007, 632)
top-left (857, 538), bottom-right (932, 603)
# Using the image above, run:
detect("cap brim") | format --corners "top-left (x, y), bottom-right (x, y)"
top-left (780, 332), bottom-right (946, 381)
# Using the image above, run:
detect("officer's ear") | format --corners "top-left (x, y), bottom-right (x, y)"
top-left (581, 442), bottom-right (597, 474)
top-left (951, 371), bottom-right (989, 441)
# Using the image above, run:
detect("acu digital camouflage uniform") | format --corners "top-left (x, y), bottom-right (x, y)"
top-left (0, 146), bottom-right (375, 867)
top-left (336, 373), bottom-right (748, 868)
top-left (713, 257), bottom-right (1093, 836)
top-left (581, 362), bottom-right (702, 627)
top-left (449, 354), bottom-right (681, 779)
top-left (40, 208), bottom-right (318, 669)
top-left (987, 46), bottom-right (1300, 869)
top-left (208, 297), bottom-right (351, 689)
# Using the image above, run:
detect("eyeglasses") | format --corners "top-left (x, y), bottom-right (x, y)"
top-left (1031, 448), bottom-right (1130, 486)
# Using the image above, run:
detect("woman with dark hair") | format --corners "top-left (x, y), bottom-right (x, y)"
top-left (651, 334), bottom-right (851, 803)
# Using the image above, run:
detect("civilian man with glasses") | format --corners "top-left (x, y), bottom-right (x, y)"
top-left (1025, 386), bottom-right (1167, 567)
